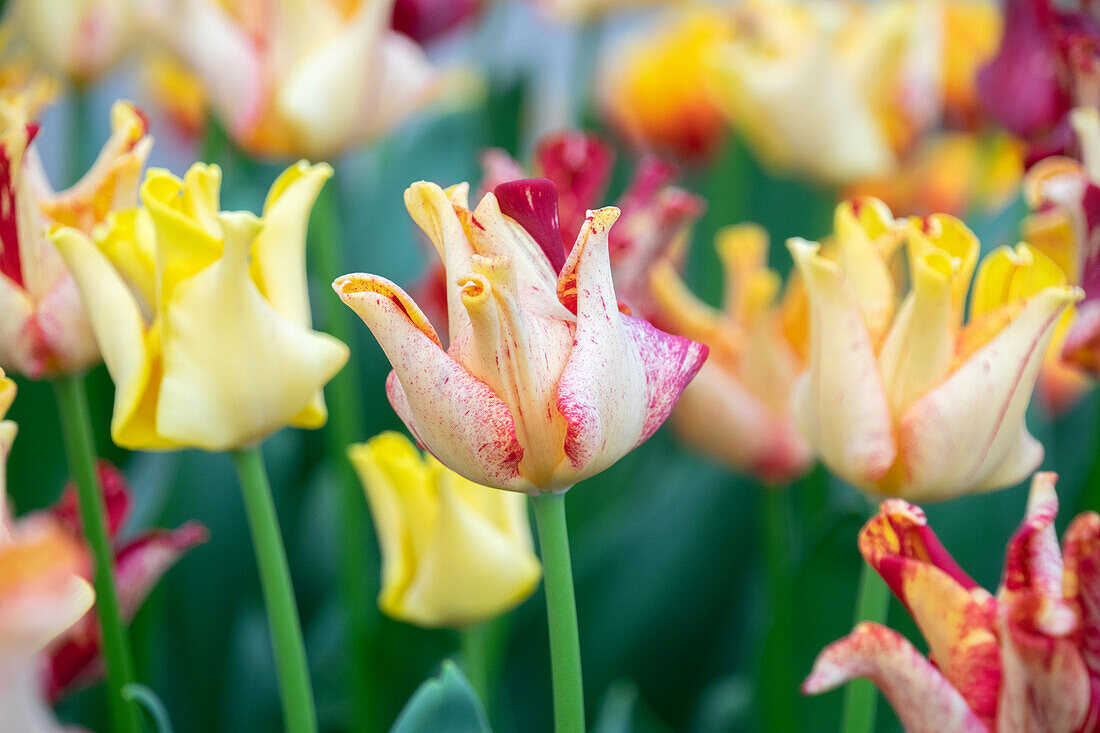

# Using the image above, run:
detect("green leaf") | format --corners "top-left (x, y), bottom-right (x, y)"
top-left (390, 661), bottom-right (491, 733)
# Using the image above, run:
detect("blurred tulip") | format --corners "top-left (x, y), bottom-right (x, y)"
top-left (335, 177), bottom-right (708, 494)
top-left (44, 461), bottom-right (208, 700)
top-left (805, 472), bottom-right (1100, 732)
top-left (1024, 107), bottom-right (1100, 402)
top-left (50, 161), bottom-right (349, 451)
top-left (0, 515), bottom-right (94, 733)
top-left (847, 131), bottom-right (1024, 218)
top-left (143, 0), bottom-right (440, 158)
top-left (7, 0), bottom-right (137, 83)
top-left (790, 198), bottom-right (1080, 501)
top-left (977, 0), bottom-right (1100, 163)
top-left (939, 0), bottom-right (1002, 129)
top-left (391, 0), bottom-right (478, 44)
top-left (0, 98), bottom-right (150, 379)
top-left (348, 431), bottom-right (540, 627)
top-left (709, 0), bottom-right (937, 185)
top-left (597, 11), bottom-right (728, 160)
top-left (650, 225), bottom-right (811, 484)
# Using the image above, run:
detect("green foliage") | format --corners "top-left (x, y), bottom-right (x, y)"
top-left (391, 662), bottom-right (492, 733)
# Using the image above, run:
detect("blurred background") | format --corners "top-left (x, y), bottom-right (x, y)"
top-left (6, 0), bottom-right (1090, 731)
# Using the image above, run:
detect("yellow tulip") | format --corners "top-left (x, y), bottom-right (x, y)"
top-left (709, 0), bottom-right (937, 184)
top-left (597, 10), bottom-right (728, 159)
top-left (7, 0), bottom-right (137, 82)
top-left (649, 225), bottom-right (811, 483)
top-left (348, 431), bottom-right (541, 628)
top-left (0, 98), bottom-right (150, 379)
top-left (790, 198), bottom-right (1081, 501)
top-left (143, 0), bottom-right (440, 158)
top-left (50, 161), bottom-right (349, 452)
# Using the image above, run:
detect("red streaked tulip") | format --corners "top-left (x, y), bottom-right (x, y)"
top-left (335, 178), bottom-right (708, 494)
top-left (143, 0), bottom-right (440, 158)
top-left (804, 472), bottom-right (1100, 732)
top-left (790, 198), bottom-right (1081, 501)
top-left (0, 98), bottom-right (150, 379)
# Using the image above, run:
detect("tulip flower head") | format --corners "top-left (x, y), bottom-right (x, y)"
top-left (649, 224), bottom-right (812, 484)
top-left (7, 0), bottom-right (138, 83)
top-left (597, 11), bottom-right (729, 160)
top-left (0, 98), bottom-right (151, 379)
top-left (790, 198), bottom-right (1081, 502)
top-left (349, 431), bottom-right (540, 628)
top-left (336, 178), bottom-right (708, 494)
top-left (1025, 107), bottom-right (1100, 388)
top-left (144, 0), bottom-right (440, 158)
top-left (805, 472), bottom-right (1100, 731)
top-left (51, 160), bottom-right (349, 451)
top-left (709, 0), bottom-right (939, 185)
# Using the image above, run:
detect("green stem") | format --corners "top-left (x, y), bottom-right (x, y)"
top-left (1074, 390), bottom-right (1100, 516)
top-left (310, 175), bottom-right (380, 733)
top-left (51, 374), bottom-right (141, 733)
top-left (67, 84), bottom-right (93, 187)
top-left (759, 486), bottom-right (796, 733)
top-left (460, 622), bottom-right (492, 711)
top-left (231, 446), bottom-right (318, 733)
top-left (531, 492), bottom-right (585, 733)
top-left (841, 558), bottom-right (890, 733)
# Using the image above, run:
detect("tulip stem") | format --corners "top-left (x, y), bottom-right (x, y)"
top-left (841, 558), bottom-right (890, 733)
top-left (231, 446), bottom-right (318, 733)
top-left (759, 486), bottom-right (796, 732)
top-left (531, 492), bottom-right (585, 733)
top-left (51, 374), bottom-right (142, 733)
top-left (460, 622), bottom-right (493, 711)
top-left (309, 175), bottom-right (381, 733)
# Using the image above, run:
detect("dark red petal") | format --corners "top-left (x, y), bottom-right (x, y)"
top-left (977, 0), bottom-right (1072, 139)
top-left (51, 461), bottom-right (132, 540)
top-left (391, 0), bottom-right (478, 44)
top-left (493, 178), bottom-right (567, 273)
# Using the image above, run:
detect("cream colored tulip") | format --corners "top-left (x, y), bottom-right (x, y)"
top-left (710, 0), bottom-right (939, 184)
top-left (50, 161), bottom-right (349, 452)
top-left (791, 198), bottom-right (1081, 501)
top-left (349, 431), bottom-right (541, 628)
top-left (0, 97), bottom-right (150, 379)
top-left (142, 0), bottom-right (439, 158)
top-left (9, 0), bottom-right (137, 82)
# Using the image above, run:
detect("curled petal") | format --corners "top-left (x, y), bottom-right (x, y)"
top-left (897, 285), bottom-right (1081, 501)
top-left (533, 132), bottom-right (614, 249)
top-left (335, 274), bottom-right (526, 491)
top-left (803, 622), bottom-right (988, 733)
top-left (555, 208), bottom-right (707, 484)
top-left (999, 472), bottom-right (1064, 604)
top-left (1064, 511), bottom-right (1100, 700)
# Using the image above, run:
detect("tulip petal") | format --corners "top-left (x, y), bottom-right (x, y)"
top-left (555, 207), bottom-right (707, 482)
top-left (898, 285), bottom-right (1079, 501)
top-left (50, 226), bottom-right (171, 450)
top-left (405, 181), bottom-right (476, 340)
top-left (788, 238), bottom-right (896, 488)
top-left (534, 132), bottom-right (613, 249)
top-left (0, 275), bottom-right (39, 377)
top-left (1000, 472), bottom-right (1064, 604)
top-left (833, 199), bottom-right (900, 343)
top-left (1064, 510), bottom-right (1100, 720)
top-left (335, 274), bottom-right (526, 491)
top-left (157, 213), bottom-right (349, 450)
top-left (802, 622), bottom-right (989, 733)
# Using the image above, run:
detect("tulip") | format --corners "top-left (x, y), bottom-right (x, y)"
top-left (649, 224), bottom-right (811, 483)
top-left (708, 0), bottom-right (939, 185)
top-left (790, 197), bottom-right (1081, 501)
top-left (335, 177), bottom-right (708, 494)
top-left (50, 160), bottom-right (349, 451)
top-left (0, 98), bottom-right (151, 379)
top-left (8, 0), bottom-right (138, 83)
top-left (143, 0), bottom-right (440, 158)
top-left (348, 431), bottom-right (540, 628)
top-left (804, 472), bottom-right (1100, 732)
top-left (596, 11), bottom-right (729, 159)
top-left (391, 0), bottom-right (479, 44)
top-left (939, 0), bottom-right (1002, 129)
top-left (1024, 107), bottom-right (1100, 389)
top-left (44, 461), bottom-right (208, 701)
